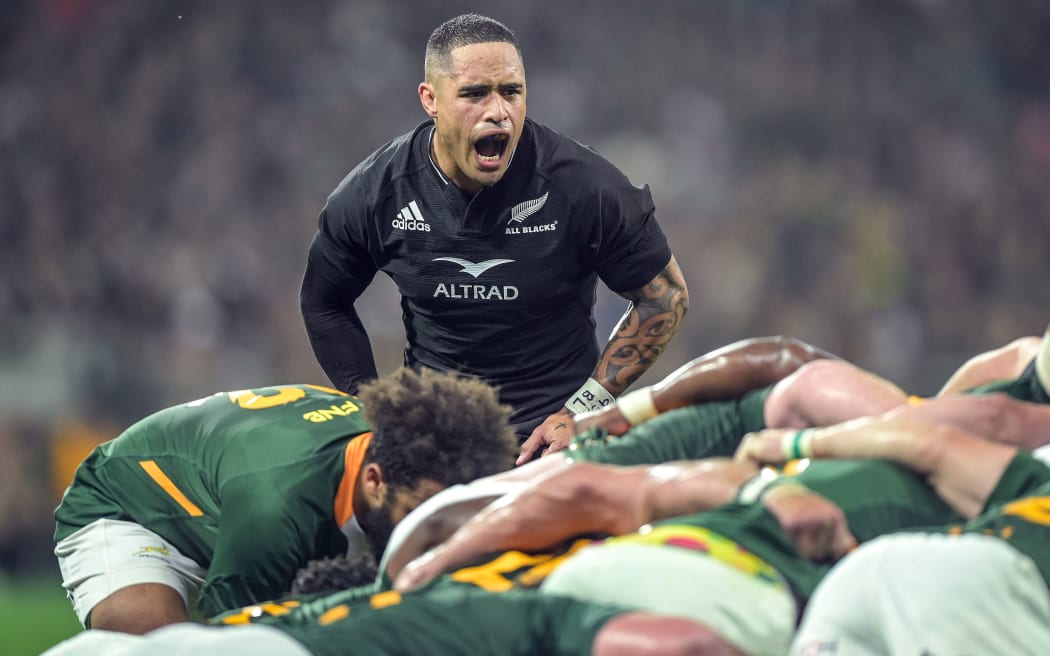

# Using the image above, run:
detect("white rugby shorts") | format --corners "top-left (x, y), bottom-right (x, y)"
top-left (540, 535), bottom-right (797, 656)
top-left (793, 532), bottom-right (1050, 656)
top-left (55, 518), bottom-right (206, 626)
top-left (40, 623), bottom-right (310, 656)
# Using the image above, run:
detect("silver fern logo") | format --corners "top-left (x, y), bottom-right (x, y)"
top-left (509, 192), bottom-right (549, 224)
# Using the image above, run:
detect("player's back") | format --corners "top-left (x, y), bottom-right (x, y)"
top-left (118, 384), bottom-right (371, 478)
top-left (54, 384), bottom-right (372, 558)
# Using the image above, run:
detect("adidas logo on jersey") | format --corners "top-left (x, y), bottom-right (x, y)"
top-left (392, 200), bottom-right (431, 232)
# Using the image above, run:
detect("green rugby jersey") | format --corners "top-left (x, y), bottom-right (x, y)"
top-left (211, 539), bottom-right (621, 656)
top-left (945, 451), bottom-right (1050, 586)
top-left (223, 587), bottom-right (621, 656)
top-left (653, 458), bottom-right (961, 602)
top-left (54, 384), bottom-right (373, 616)
top-left (568, 386), bottom-right (772, 465)
top-left (964, 360), bottom-right (1048, 404)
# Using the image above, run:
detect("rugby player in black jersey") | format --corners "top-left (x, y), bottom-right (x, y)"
top-left (299, 13), bottom-right (688, 451)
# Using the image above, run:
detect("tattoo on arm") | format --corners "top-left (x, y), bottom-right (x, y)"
top-left (596, 257), bottom-right (689, 394)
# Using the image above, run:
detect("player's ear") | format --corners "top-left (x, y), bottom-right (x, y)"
top-left (361, 462), bottom-right (386, 507)
top-left (419, 82), bottom-right (438, 118)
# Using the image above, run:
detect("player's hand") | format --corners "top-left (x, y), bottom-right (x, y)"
top-left (573, 404), bottom-right (631, 436)
top-left (762, 485), bottom-right (857, 561)
top-left (517, 408), bottom-right (576, 465)
top-left (734, 429), bottom-right (792, 467)
top-left (393, 543), bottom-right (455, 593)
top-left (393, 494), bottom-right (525, 592)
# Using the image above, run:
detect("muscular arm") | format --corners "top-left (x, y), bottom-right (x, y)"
top-left (812, 417), bottom-right (1016, 519)
top-left (518, 256), bottom-right (688, 462)
top-left (576, 336), bottom-right (838, 436)
top-left (937, 336), bottom-right (1042, 396)
top-left (299, 251), bottom-right (379, 394)
top-left (596, 254), bottom-right (689, 395)
top-left (762, 359), bottom-right (910, 429)
top-left (736, 413), bottom-right (1019, 519)
top-left (885, 392), bottom-right (1050, 451)
top-left (381, 455), bottom-right (573, 577)
top-left (393, 458), bottom-right (757, 592)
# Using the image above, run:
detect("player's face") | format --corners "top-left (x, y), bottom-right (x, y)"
top-left (359, 477), bottom-right (445, 557)
top-left (388, 477), bottom-right (445, 525)
top-left (420, 42), bottom-right (526, 194)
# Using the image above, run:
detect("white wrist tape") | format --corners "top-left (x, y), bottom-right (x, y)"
top-left (735, 470), bottom-right (782, 504)
top-left (566, 377), bottom-right (616, 414)
top-left (617, 386), bottom-right (658, 426)
top-left (780, 429), bottom-right (815, 461)
top-left (1036, 326), bottom-right (1050, 394)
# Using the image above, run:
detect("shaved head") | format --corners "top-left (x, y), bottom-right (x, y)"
top-left (425, 13), bottom-right (522, 82)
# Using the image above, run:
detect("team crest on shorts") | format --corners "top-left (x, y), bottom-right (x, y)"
top-left (796, 640), bottom-right (838, 655)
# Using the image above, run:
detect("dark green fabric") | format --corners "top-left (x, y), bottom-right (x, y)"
top-left (55, 384), bottom-right (372, 616)
top-left (570, 386), bottom-right (772, 465)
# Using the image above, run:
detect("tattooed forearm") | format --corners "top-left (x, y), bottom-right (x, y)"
top-left (594, 256), bottom-right (689, 394)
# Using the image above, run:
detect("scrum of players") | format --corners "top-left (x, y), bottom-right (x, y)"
top-left (42, 326), bottom-right (1050, 655)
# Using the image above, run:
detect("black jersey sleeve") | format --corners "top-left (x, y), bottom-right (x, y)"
top-left (589, 176), bottom-right (671, 294)
top-left (300, 177), bottom-right (382, 393)
top-left (301, 229), bottom-right (378, 393)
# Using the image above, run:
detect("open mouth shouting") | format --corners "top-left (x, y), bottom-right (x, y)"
top-left (474, 132), bottom-right (510, 171)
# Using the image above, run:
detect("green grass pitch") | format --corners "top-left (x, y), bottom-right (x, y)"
top-left (0, 574), bottom-right (81, 656)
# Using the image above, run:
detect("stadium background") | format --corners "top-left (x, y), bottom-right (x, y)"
top-left (2, 1), bottom-right (1049, 653)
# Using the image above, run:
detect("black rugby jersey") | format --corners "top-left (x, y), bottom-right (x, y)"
top-left (306, 118), bottom-right (671, 433)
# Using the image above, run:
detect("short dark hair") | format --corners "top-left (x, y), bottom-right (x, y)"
top-left (290, 553), bottom-right (378, 596)
top-left (357, 367), bottom-right (516, 490)
top-left (425, 13), bottom-right (521, 81)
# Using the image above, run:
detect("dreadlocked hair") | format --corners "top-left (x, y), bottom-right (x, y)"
top-left (357, 367), bottom-right (517, 489)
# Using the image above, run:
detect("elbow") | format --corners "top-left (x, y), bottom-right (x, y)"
top-left (767, 336), bottom-right (820, 376)
top-left (298, 286), bottom-right (313, 317)
top-left (299, 267), bottom-right (323, 317)
top-left (737, 336), bottom-right (830, 382)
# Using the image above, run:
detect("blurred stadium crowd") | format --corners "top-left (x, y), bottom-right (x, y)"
top-left (1, 0), bottom-right (1049, 575)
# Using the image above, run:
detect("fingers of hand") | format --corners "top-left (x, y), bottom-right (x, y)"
top-left (393, 549), bottom-right (441, 592)
top-left (735, 432), bottom-right (782, 465)
top-left (516, 442), bottom-right (538, 466)
top-left (733, 434), bottom-right (756, 463)
top-left (833, 527), bottom-right (858, 558)
top-left (798, 511), bottom-right (852, 561)
top-left (541, 440), bottom-right (564, 456)
top-left (792, 519), bottom-right (831, 560)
